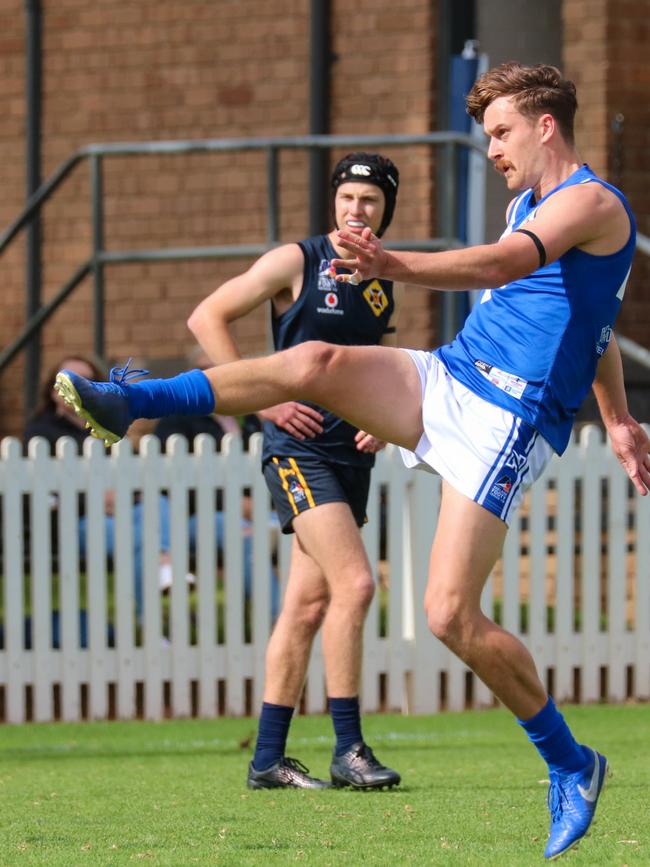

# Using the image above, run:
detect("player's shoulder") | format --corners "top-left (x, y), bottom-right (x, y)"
top-left (536, 179), bottom-right (630, 237)
top-left (260, 240), bottom-right (304, 262)
top-left (253, 241), bottom-right (304, 276)
top-left (545, 176), bottom-right (625, 213)
top-left (535, 176), bottom-right (632, 253)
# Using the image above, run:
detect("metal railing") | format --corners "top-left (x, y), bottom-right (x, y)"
top-left (1, 131), bottom-right (649, 394)
top-left (0, 131), bottom-right (484, 386)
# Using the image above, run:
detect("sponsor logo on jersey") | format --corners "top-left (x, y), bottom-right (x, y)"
top-left (317, 258), bottom-right (337, 291)
top-left (317, 291), bottom-right (344, 315)
top-left (488, 474), bottom-right (513, 503)
top-left (474, 359), bottom-right (527, 400)
top-left (363, 280), bottom-right (389, 316)
top-left (596, 324), bottom-right (613, 356)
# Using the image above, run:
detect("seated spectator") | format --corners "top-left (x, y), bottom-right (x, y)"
top-left (154, 350), bottom-right (280, 621)
top-left (23, 355), bottom-right (183, 623)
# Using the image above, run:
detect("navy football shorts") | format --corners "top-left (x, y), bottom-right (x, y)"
top-left (263, 456), bottom-right (371, 534)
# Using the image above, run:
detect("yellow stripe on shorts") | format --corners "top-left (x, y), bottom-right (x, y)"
top-left (271, 456), bottom-right (316, 514)
top-left (288, 457), bottom-right (316, 508)
top-left (272, 456), bottom-right (299, 516)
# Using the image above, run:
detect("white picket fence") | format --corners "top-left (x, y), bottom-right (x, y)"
top-left (0, 425), bottom-right (648, 724)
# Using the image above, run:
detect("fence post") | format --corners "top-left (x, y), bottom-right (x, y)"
top-left (1, 439), bottom-right (28, 722)
top-left (580, 426), bottom-right (604, 702)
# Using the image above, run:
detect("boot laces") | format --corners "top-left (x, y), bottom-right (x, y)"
top-left (109, 357), bottom-right (149, 385)
top-left (547, 778), bottom-right (568, 822)
top-left (283, 756), bottom-right (311, 775)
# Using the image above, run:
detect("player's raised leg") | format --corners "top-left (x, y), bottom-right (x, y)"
top-left (55, 343), bottom-right (424, 450)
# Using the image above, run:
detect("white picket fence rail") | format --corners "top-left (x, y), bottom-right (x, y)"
top-left (0, 425), bottom-right (648, 724)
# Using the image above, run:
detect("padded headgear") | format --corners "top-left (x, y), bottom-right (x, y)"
top-left (330, 152), bottom-right (399, 237)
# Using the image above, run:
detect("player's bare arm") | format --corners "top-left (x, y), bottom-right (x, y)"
top-left (592, 334), bottom-right (650, 496)
top-left (188, 243), bottom-right (305, 364)
top-left (188, 243), bottom-right (324, 439)
top-left (332, 226), bottom-right (545, 290)
top-left (332, 182), bottom-right (631, 291)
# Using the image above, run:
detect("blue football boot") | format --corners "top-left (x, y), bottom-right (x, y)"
top-left (544, 747), bottom-right (609, 860)
top-left (54, 359), bottom-right (147, 446)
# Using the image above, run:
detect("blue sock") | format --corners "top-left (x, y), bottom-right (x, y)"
top-left (252, 702), bottom-right (294, 771)
top-left (125, 369), bottom-right (215, 419)
top-left (329, 696), bottom-right (363, 756)
top-left (518, 696), bottom-right (590, 774)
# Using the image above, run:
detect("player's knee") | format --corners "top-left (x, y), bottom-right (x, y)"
top-left (289, 341), bottom-right (339, 389)
top-left (331, 574), bottom-right (375, 613)
top-left (284, 594), bottom-right (329, 633)
top-left (354, 575), bottom-right (375, 611)
top-left (303, 596), bottom-right (329, 631)
top-left (424, 592), bottom-right (465, 646)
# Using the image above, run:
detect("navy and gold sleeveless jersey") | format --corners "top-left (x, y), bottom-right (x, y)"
top-left (261, 234), bottom-right (395, 467)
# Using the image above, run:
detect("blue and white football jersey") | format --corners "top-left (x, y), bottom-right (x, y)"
top-left (436, 164), bottom-right (636, 454)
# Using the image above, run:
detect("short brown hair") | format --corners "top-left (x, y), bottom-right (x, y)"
top-left (466, 62), bottom-right (578, 144)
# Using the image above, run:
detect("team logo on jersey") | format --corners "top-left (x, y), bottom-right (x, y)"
top-left (363, 280), bottom-right (388, 316)
top-left (289, 479), bottom-right (306, 503)
top-left (504, 450), bottom-right (528, 472)
top-left (318, 258), bottom-right (337, 291)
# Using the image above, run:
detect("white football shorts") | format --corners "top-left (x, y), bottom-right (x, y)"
top-left (399, 349), bottom-right (554, 525)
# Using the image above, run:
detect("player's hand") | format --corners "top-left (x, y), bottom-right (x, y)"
top-left (355, 429), bottom-right (386, 454)
top-left (258, 402), bottom-right (324, 440)
top-left (607, 415), bottom-right (650, 495)
top-left (330, 226), bottom-right (388, 284)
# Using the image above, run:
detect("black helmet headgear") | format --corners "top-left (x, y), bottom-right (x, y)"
top-left (330, 152), bottom-right (399, 237)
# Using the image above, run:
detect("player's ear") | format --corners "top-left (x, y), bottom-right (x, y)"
top-left (539, 113), bottom-right (555, 142)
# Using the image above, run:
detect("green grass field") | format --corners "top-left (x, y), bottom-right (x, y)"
top-left (1, 704), bottom-right (648, 866)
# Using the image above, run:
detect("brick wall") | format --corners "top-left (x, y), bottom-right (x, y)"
top-left (563, 0), bottom-right (650, 345)
top-left (2, 1), bottom-right (649, 436)
top-left (0, 0), bottom-right (438, 435)
top-left (330, 0), bottom-right (439, 350)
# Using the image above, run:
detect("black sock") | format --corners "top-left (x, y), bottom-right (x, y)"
top-left (329, 696), bottom-right (363, 756)
top-left (252, 702), bottom-right (294, 771)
